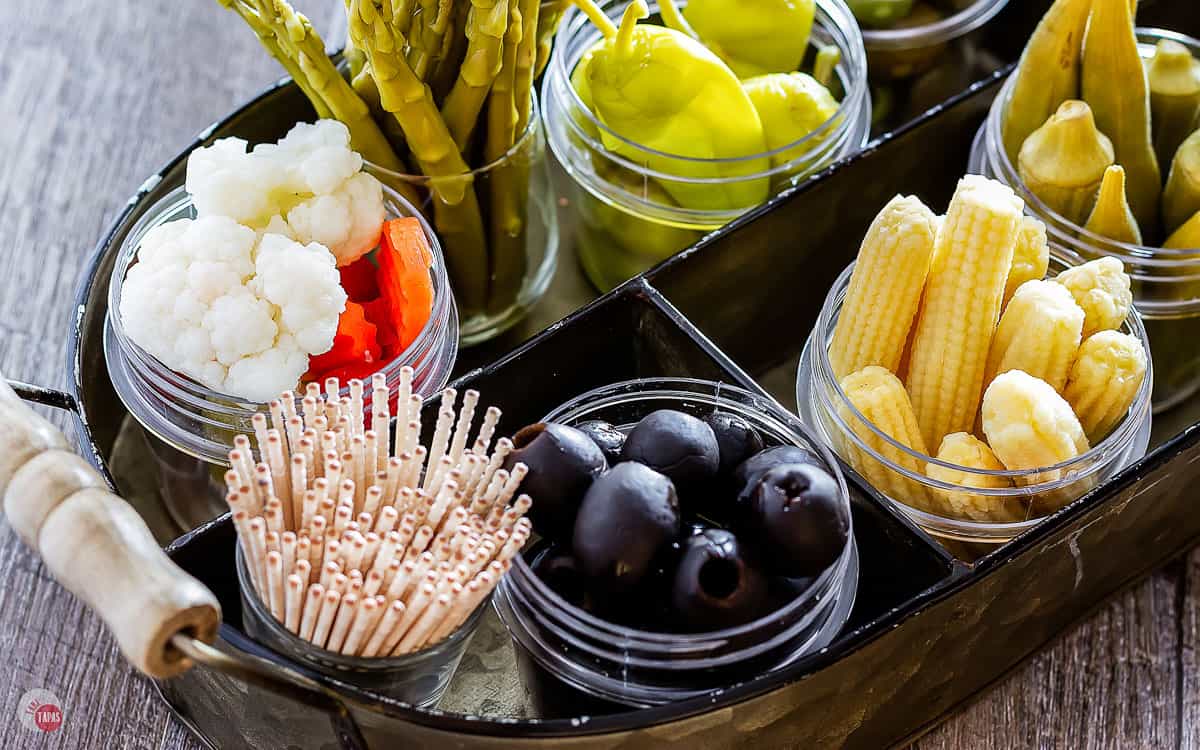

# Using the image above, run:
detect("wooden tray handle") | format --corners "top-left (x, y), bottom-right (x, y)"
top-left (0, 374), bottom-right (220, 679)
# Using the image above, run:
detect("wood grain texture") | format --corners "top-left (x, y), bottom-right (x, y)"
top-left (0, 0), bottom-right (1191, 748)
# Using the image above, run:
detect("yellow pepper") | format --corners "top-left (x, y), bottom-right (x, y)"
top-left (571, 0), bottom-right (770, 211)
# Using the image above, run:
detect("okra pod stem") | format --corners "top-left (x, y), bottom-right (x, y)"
top-left (1018, 100), bottom-right (1115, 227)
top-left (1163, 129), bottom-right (1200, 236)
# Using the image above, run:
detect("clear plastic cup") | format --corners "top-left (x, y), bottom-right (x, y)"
top-left (796, 253), bottom-right (1153, 545)
top-left (235, 547), bottom-right (485, 707)
top-left (493, 378), bottom-right (859, 707)
top-left (969, 28), bottom-right (1200, 412)
top-left (365, 94), bottom-right (558, 347)
top-left (105, 184), bottom-right (458, 529)
top-left (543, 0), bottom-right (871, 292)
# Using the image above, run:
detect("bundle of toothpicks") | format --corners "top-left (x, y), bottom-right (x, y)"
top-left (225, 367), bottom-right (532, 659)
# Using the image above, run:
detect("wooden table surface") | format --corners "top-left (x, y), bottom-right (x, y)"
top-left (0, 1), bottom-right (1195, 748)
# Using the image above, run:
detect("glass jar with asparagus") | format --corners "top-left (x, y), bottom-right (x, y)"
top-left (968, 0), bottom-right (1200, 410)
top-left (544, 0), bottom-right (870, 292)
top-left (217, 0), bottom-right (564, 345)
top-left (796, 176), bottom-right (1153, 546)
top-left (230, 375), bottom-right (531, 705)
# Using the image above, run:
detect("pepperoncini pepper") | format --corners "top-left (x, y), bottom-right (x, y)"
top-left (680, 0), bottom-right (815, 79)
top-left (743, 72), bottom-right (840, 171)
top-left (571, 0), bottom-right (770, 211)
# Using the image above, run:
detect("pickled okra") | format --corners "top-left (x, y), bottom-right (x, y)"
top-left (1148, 40), bottom-right (1200, 173)
top-left (1081, 0), bottom-right (1161, 231)
top-left (1018, 101), bottom-right (1114, 227)
top-left (1163, 129), bottom-right (1200, 236)
top-left (1084, 165), bottom-right (1144, 245)
top-left (1001, 0), bottom-right (1093, 162)
top-left (1165, 210), bottom-right (1200, 249)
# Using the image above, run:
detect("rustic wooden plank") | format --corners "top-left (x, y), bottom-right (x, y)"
top-left (912, 565), bottom-right (1182, 750)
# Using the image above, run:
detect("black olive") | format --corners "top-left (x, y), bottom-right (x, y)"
top-left (575, 419), bottom-right (626, 464)
top-left (572, 462), bottom-right (680, 595)
top-left (733, 445), bottom-right (823, 493)
top-left (504, 422), bottom-right (607, 541)
top-left (530, 544), bottom-right (594, 611)
top-left (621, 409), bottom-right (720, 491)
top-left (742, 463), bottom-right (849, 578)
top-left (671, 529), bottom-right (768, 632)
top-left (703, 411), bottom-right (764, 477)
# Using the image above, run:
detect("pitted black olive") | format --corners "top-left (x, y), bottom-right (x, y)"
top-left (742, 463), bottom-right (848, 578)
top-left (575, 419), bottom-right (627, 464)
top-left (621, 409), bottom-right (719, 491)
top-left (530, 544), bottom-right (594, 611)
top-left (733, 445), bottom-right (822, 493)
top-left (572, 462), bottom-right (680, 594)
top-left (504, 422), bottom-right (607, 540)
top-left (703, 411), bottom-right (764, 477)
top-left (671, 529), bottom-right (768, 631)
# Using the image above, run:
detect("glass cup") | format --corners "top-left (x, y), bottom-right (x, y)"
top-left (493, 378), bottom-right (859, 708)
top-left (366, 94), bottom-right (559, 347)
top-left (105, 184), bottom-right (458, 531)
top-left (969, 28), bottom-right (1200, 412)
top-left (235, 546), bottom-right (485, 707)
top-left (543, 0), bottom-right (871, 292)
top-left (796, 253), bottom-right (1153, 546)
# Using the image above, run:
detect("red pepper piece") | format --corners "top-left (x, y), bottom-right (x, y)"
top-left (305, 301), bottom-right (381, 380)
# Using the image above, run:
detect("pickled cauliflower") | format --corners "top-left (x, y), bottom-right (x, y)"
top-left (186, 120), bottom-right (385, 265)
top-left (119, 216), bottom-right (346, 402)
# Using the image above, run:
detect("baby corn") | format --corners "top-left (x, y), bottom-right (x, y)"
top-left (1053, 257), bottom-right (1133, 337)
top-left (828, 195), bottom-right (938, 378)
top-left (906, 175), bottom-right (1023, 450)
top-left (1083, 165), bottom-right (1143, 245)
top-left (1004, 215), bottom-right (1050, 306)
top-left (1017, 100), bottom-right (1115, 227)
top-left (925, 432), bottom-right (1022, 524)
top-left (1163, 130), bottom-right (1200, 236)
top-left (1064, 330), bottom-right (1148, 442)
top-left (838, 366), bottom-right (932, 510)
top-left (985, 279), bottom-right (1085, 393)
top-left (981, 370), bottom-right (1090, 483)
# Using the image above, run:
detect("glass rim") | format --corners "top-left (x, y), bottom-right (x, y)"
top-left (235, 544), bottom-right (487, 668)
top-left (547, 0), bottom-right (869, 174)
top-left (106, 181), bottom-right (453, 416)
top-left (981, 28), bottom-right (1200, 261)
top-left (364, 94), bottom-right (542, 181)
top-left (860, 0), bottom-right (1011, 49)
top-left (506, 377), bottom-right (856, 647)
top-left (809, 258), bottom-right (1154, 490)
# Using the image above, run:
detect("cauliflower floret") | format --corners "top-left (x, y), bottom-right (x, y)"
top-left (254, 233), bottom-right (348, 354)
top-left (119, 216), bottom-right (346, 402)
top-left (286, 172), bottom-right (384, 265)
top-left (185, 120), bottom-right (384, 265)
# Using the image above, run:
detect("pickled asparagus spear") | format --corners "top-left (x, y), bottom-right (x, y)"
top-left (513, 0), bottom-right (542, 134)
top-left (925, 433), bottom-right (1022, 524)
top-left (1018, 100), bottom-right (1114, 226)
top-left (219, 0), bottom-right (405, 174)
top-left (984, 279), bottom-right (1085, 393)
top-left (1148, 40), bottom-right (1200, 173)
top-left (535, 1), bottom-right (569, 78)
top-left (906, 176), bottom-right (1023, 450)
top-left (409, 0), bottom-right (454, 80)
top-left (1064, 330), bottom-right (1147, 441)
top-left (347, 0), bottom-right (490, 314)
top-left (1084, 165), bottom-right (1143, 244)
top-left (829, 196), bottom-right (937, 378)
top-left (1004, 216), bottom-right (1050, 306)
top-left (1001, 0), bottom-right (1092, 162)
top-left (440, 0), bottom-right (510, 149)
top-left (1053, 257), bottom-right (1133, 337)
top-left (1163, 129), bottom-right (1200, 235)
top-left (1165, 209), bottom-right (1200, 249)
top-left (838, 366), bottom-right (933, 510)
top-left (1081, 0), bottom-right (1161, 231)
